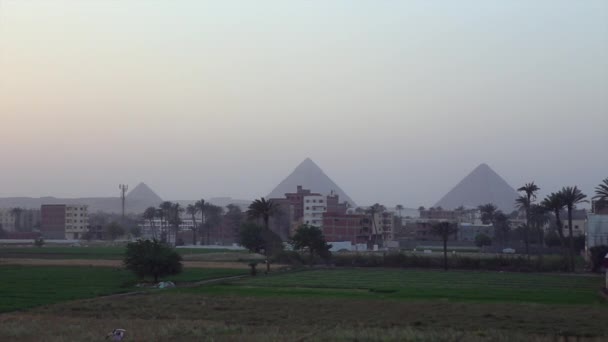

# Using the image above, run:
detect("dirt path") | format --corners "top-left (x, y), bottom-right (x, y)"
top-left (0, 258), bottom-right (249, 269)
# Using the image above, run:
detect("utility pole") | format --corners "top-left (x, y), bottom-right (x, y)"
top-left (119, 184), bottom-right (128, 220)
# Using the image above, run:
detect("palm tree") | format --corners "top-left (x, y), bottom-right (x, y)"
top-left (366, 204), bottom-right (385, 247)
top-left (247, 197), bottom-right (277, 274)
top-left (529, 204), bottom-right (550, 264)
top-left (558, 186), bottom-right (587, 272)
top-left (477, 203), bottom-right (497, 225)
top-left (10, 208), bottom-right (23, 231)
top-left (143, 207), bottom-right (157, 239)
top-left (195, 199), bottom-right (207, 244)
top-left (186, 204), bottom-right (198, 245)
top-left (541, 193), bottom-right (566, 248)
top-left (247, 198), bottom-right (276, 230)
top-left (493, 211), bottom-right (510, 248)
top-left (594, 178), bottom-right (608, 200)
top-left (431, 221), bottom-right (458, 271)
top-left (159, 201), bottom-right (173, 243)
top-left (516, 182), bottom-right (540, 259)
top-left (167, 202), bottom-right (183, 246)
top-left (395, 204), bottom-right (404, 219)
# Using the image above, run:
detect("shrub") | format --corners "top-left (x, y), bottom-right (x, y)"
top-left (34, 237), bottom-right (45, 247)
top-left (474, 233), bottom-right (492, 247)
top-left (124, 239), bottom-right (183, 282)
top-left (590, 245), bottom-right (608, 272)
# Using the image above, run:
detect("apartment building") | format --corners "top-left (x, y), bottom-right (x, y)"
top-left (0, 208), bottom-right (41, 232)
top-left (41, 204), bottom-right (89, 239)
top-left (303, 194), bottom-right (326, 227)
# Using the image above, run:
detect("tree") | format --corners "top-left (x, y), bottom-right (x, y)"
top-left (167, 203), bottom-right (183, 246)
top-left (10, 207), bottom-right (23, 231)
top-left (541, 193), bottom-right (566, 249)
top-left (105, 222), bottom-right (125, 241)
top-left (594, 178), bottom-right (608, 201)
top-left (493, 211), bottom-right (511, 248)
top-left (366, 203), bottom-right (386, 246)
top-left (225, 204), bottom-right (244, 243)
top-left (143, 207), bottom-right (157, 239)
top-left (290, 224), bottom-right (332, 265)
top-left (123, 239), bottom-right (183, 283)
top-left (478, 204), bottom-right (497, 225)
top-left (474, 233), bottom-right (492, 248)
top-left (431, 221), bottom-right (458, 271)
top-left (158, 201), bottom-right (173, 242)
top-left (201, 204), bottom-right (224, 245)
top-left (558, 186), bottom-right (587, 272)
top-left (594, 178), bottom-right (608, 213)
top-left (516, 182), bottom-right (540, 260)
top-left (247, 198), bottom-right (277, 229)
top-left (239, 223), bottom-right (283, 274)
top-left (194, 199), bottom-right (206, 243)
top-left (395, 204), bottom-right (404, 218)
top-left (186, 204), bottom-right (198, 245)
top-left (529, 204), bottom-right (550, 247)
top-left (129, 226), bottom-right (142, 238)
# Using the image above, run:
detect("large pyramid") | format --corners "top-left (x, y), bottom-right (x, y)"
top-left (434, 163), bottom-right (518, 212)
top-left (126, 182), bottom-right (163, 210)
top-left (268, 158), bottom-right (356, 206)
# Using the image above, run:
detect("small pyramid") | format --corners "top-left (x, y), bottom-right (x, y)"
top-left (126, 182), bottom-right (163, 204)
top-left (434, 163), bottom-right (518, 212)
top-left (268, 158), bottom-right (356, 206)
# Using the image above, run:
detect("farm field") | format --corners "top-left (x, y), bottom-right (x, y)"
top-left (0, 246), bottom-right (244, 260)
top-left (205, 268), bottom-right (604, 305)
top-left (0, 265), bottom-right (246, 313)
top-left (1, 266), bottom-right (607, 341)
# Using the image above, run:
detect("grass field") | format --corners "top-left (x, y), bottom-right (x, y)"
top-left (195, 268), bottom-right (604, 305)
top-left (0, 246), bottom-right (243, 260)
top-left (0, 265), bottom-right (245, 313)
top-left (1, 265), bottom-right (607, 341)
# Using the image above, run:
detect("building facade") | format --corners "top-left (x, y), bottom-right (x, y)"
top-left (41, 204), bottom-right (89, 239)
top-left (303, 194), bottom-right (326, 227)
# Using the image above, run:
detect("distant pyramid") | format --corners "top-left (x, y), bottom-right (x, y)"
top-left (126, 182), bottom-right (163, 204)
top-left (434, 163), bottom-right (518, 212)
top-left (268, 158), bottom-right (356, 206)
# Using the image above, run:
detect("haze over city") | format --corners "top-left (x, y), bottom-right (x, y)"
top-left (1, 1), bottom-right (606, 206)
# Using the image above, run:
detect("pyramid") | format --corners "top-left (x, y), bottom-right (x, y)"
top-left (268, 158), bottom-right (356, 206)
top-left (126, 182), bottom-right (163, 204)
top-left (434, 163), bottom-right (518, 213)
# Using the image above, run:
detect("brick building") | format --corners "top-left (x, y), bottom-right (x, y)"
top-left (41, 204), bottom-right (89, 239)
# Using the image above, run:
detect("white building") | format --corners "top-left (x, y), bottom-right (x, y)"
top-left (0, 209), bottom-right (16, 232)
top-left (303, 195), bottom-right (327, 227)
top-left (587, 213), bottom-right (608, 249)
top-left (65, 205), bottom-right (89, 239)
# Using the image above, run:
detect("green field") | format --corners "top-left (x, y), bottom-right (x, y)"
top-left (186, 268), bottom-right (605, 305)
top-left (0, 246), bottom-right (241, 260)
top-left (1, 265), bottom-right (607, 341)
top-left (0, 265), bottom-right (245, 313)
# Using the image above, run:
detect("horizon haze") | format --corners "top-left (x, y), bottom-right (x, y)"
top-left (1, 1), bottom-right (606, 207)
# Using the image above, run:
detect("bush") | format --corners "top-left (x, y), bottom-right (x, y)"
top-left (590, 245), bottom-right (608, 272)
top-left (34, 237), bottom-right (45, 247)
top-left (474, 233), bottom-right (492, 248)
top-left (123, 239), bottom-right (183, 282)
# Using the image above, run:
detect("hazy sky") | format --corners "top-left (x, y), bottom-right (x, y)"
top-left (1, 1), bottom-right (607, 207)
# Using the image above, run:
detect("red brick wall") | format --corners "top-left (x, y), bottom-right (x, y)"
top-left (40, 205), bottom-right (66, 239)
